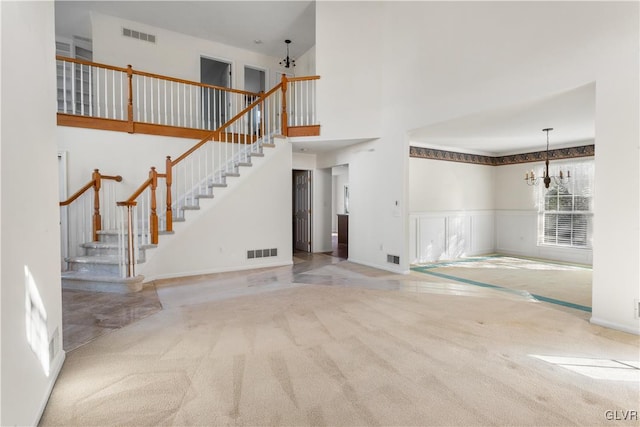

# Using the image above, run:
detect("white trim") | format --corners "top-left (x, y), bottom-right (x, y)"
top-left (590, 317), bottom-right (640, 336)
top-left (142, 260), bottom-right (293, 283)
top-left (34, 351), bottom-right (66, 426)
top-left (199, 54), bottom-right (234, 88)
top-left (243, 64), bottom-right (268, 93)
top-left (348, 258), bottom-right (410, 275)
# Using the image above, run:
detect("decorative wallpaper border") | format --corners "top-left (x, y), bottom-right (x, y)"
top-left (409, 145), bottom-right (595, 166)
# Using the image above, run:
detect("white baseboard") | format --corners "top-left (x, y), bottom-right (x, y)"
top-left (590, 317), bottom-right (640, 335)
top-left (347, 258), bottom-right (410, 275)
top-left (34, 350), bottom-right (66, 426)
top-left (145, 260), bottom-right (293, 283)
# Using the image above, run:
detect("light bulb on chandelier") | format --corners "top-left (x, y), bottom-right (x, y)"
top-left (524, 128), bottom-right (570, 189)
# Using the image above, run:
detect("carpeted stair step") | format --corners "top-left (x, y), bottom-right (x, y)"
top-left (61, 270), bottom-right (145, 293)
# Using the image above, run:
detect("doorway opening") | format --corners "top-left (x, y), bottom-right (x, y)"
top-left (244, 66), bottom-right (266, 135)
top-left (331, 165), bottom-right (349, 258)
top-left (200, 56), bottom-right (231, 129)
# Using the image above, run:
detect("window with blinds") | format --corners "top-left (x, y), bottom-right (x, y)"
top-left (538, 159), bottom-right (594, 248)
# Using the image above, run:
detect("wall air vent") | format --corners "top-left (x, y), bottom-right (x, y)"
top-left (49, 327), bottom-right (60, 364)
top-left (247, 248), bottom-right (278, 259)
top-left (122, 27), bottom-right (156, 44)
top-left (387, 254), bottom-right (400, 265)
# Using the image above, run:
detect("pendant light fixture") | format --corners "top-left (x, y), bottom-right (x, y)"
top-left (524, 128), bottom-right (571, 189)
top-left (279, 39), bottom-right (296, 69)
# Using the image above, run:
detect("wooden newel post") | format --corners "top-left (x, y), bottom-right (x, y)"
top-left (281, 74), bottom-right (288, 136)
top-left (149, 167), bottom-right (159, 244)
top-left (127, 64), bottom-right (134, 133)
top-left (92, 169), bottom-right (102, 241)
top-left (165, 156), bottom-right (173, 233)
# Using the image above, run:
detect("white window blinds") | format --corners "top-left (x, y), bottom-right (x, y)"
top-left (538, 159), bottom-right (594, 248)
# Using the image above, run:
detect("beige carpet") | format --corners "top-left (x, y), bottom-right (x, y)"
top-left (40, 255), bottom-right (640, 426)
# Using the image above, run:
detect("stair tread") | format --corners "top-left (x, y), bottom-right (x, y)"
top-left (81, 242), bottom-right (157, 249)
top-left (66, 255), bottom-right (145, 265)
top-left (62, 270), bottom-right (144, 283)
top-left (195, 194), bottom-right (214, 199)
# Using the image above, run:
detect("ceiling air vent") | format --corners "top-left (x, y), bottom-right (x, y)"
top-left (122, 27), bottom-right (156, 44)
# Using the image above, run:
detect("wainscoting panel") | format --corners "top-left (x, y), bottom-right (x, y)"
top-left (495, 211), bottom-right (538, 256)
top-left (416, 216), bottom-right (446, 263)
top-left (410, 211), bottom-right (495, 264)
top-left (471, 213), bottom-right (496, 255)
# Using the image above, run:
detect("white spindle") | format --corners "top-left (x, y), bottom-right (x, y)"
top-left (171, 81), bottom-right (176, 126)
top-left (71, 63), bottom-right (77, 115)
top-left (89, 66), bottom-right (93, 117)
top-left (62, 61), bottom-right (68, 113)
top-left (80, 64), bottom-right (85, 116)
top-left (189, 85), bottom-right (193, 128)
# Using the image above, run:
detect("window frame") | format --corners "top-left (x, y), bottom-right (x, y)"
top-left (537, 159), bottom-right (594, 250)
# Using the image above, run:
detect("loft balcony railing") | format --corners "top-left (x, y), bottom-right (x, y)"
top-left (56, 56), bottom-right (320, 138)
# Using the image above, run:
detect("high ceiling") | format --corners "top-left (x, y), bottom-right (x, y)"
top-left (54, 1), bottom-right (595, 155)
top-left (54, 1), bottom-right (315, 59)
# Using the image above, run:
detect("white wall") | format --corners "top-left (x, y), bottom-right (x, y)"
top-left (316, 1), bottom-right (639, 333)
top-left (1, 2), bottom-right (65, 425)
top-left (57, 127), bottom-right (199, 198)
top-left (317, 139), bottom-right (407, 273)
top-left (408, 157), bottom-right (495, 263)
top-left (312, 168), bottom-right (333, 253)
top-left (295, 45), bottom-right (316, 77)
top-left (139, 139), bottom-right (292, 280)
top-left (292, 152), bottom-right (316, 170)
top-left (90, 12), bottom-right (288, 92)
top-left (409, 158), bottom-right (494, 212)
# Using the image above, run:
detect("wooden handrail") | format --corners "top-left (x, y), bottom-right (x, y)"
top-left (56, 55), bottom-right (261, 98)
top-left (59, 169), bottom-right (122, 241)
top-left (171, 82), bottom-right (284, 167)
top-left (56, 55), bottom-right (128, 73)
top-left (59, 180), bottom-right (95, 207)
top-left (132, 69), bottom-right (260, 97)
top-left (213, 81), bottom-right (285, 139)
top-left (59, 171), bottom-right (122, 206)
top-left (288, 76), bottom-right (321, 82)
top-left (117, 177), bottom-right (153, 207)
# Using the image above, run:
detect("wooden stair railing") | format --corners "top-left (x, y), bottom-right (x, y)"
top-left (60, 169), bottom-right (122, 241)
top-left (115, 74), bottom-right (321, 277)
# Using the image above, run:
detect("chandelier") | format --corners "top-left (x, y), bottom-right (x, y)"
top-left (279, 39), bottom-right (296, 69)
top-left (525, 128), bottom-right (570, 189)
